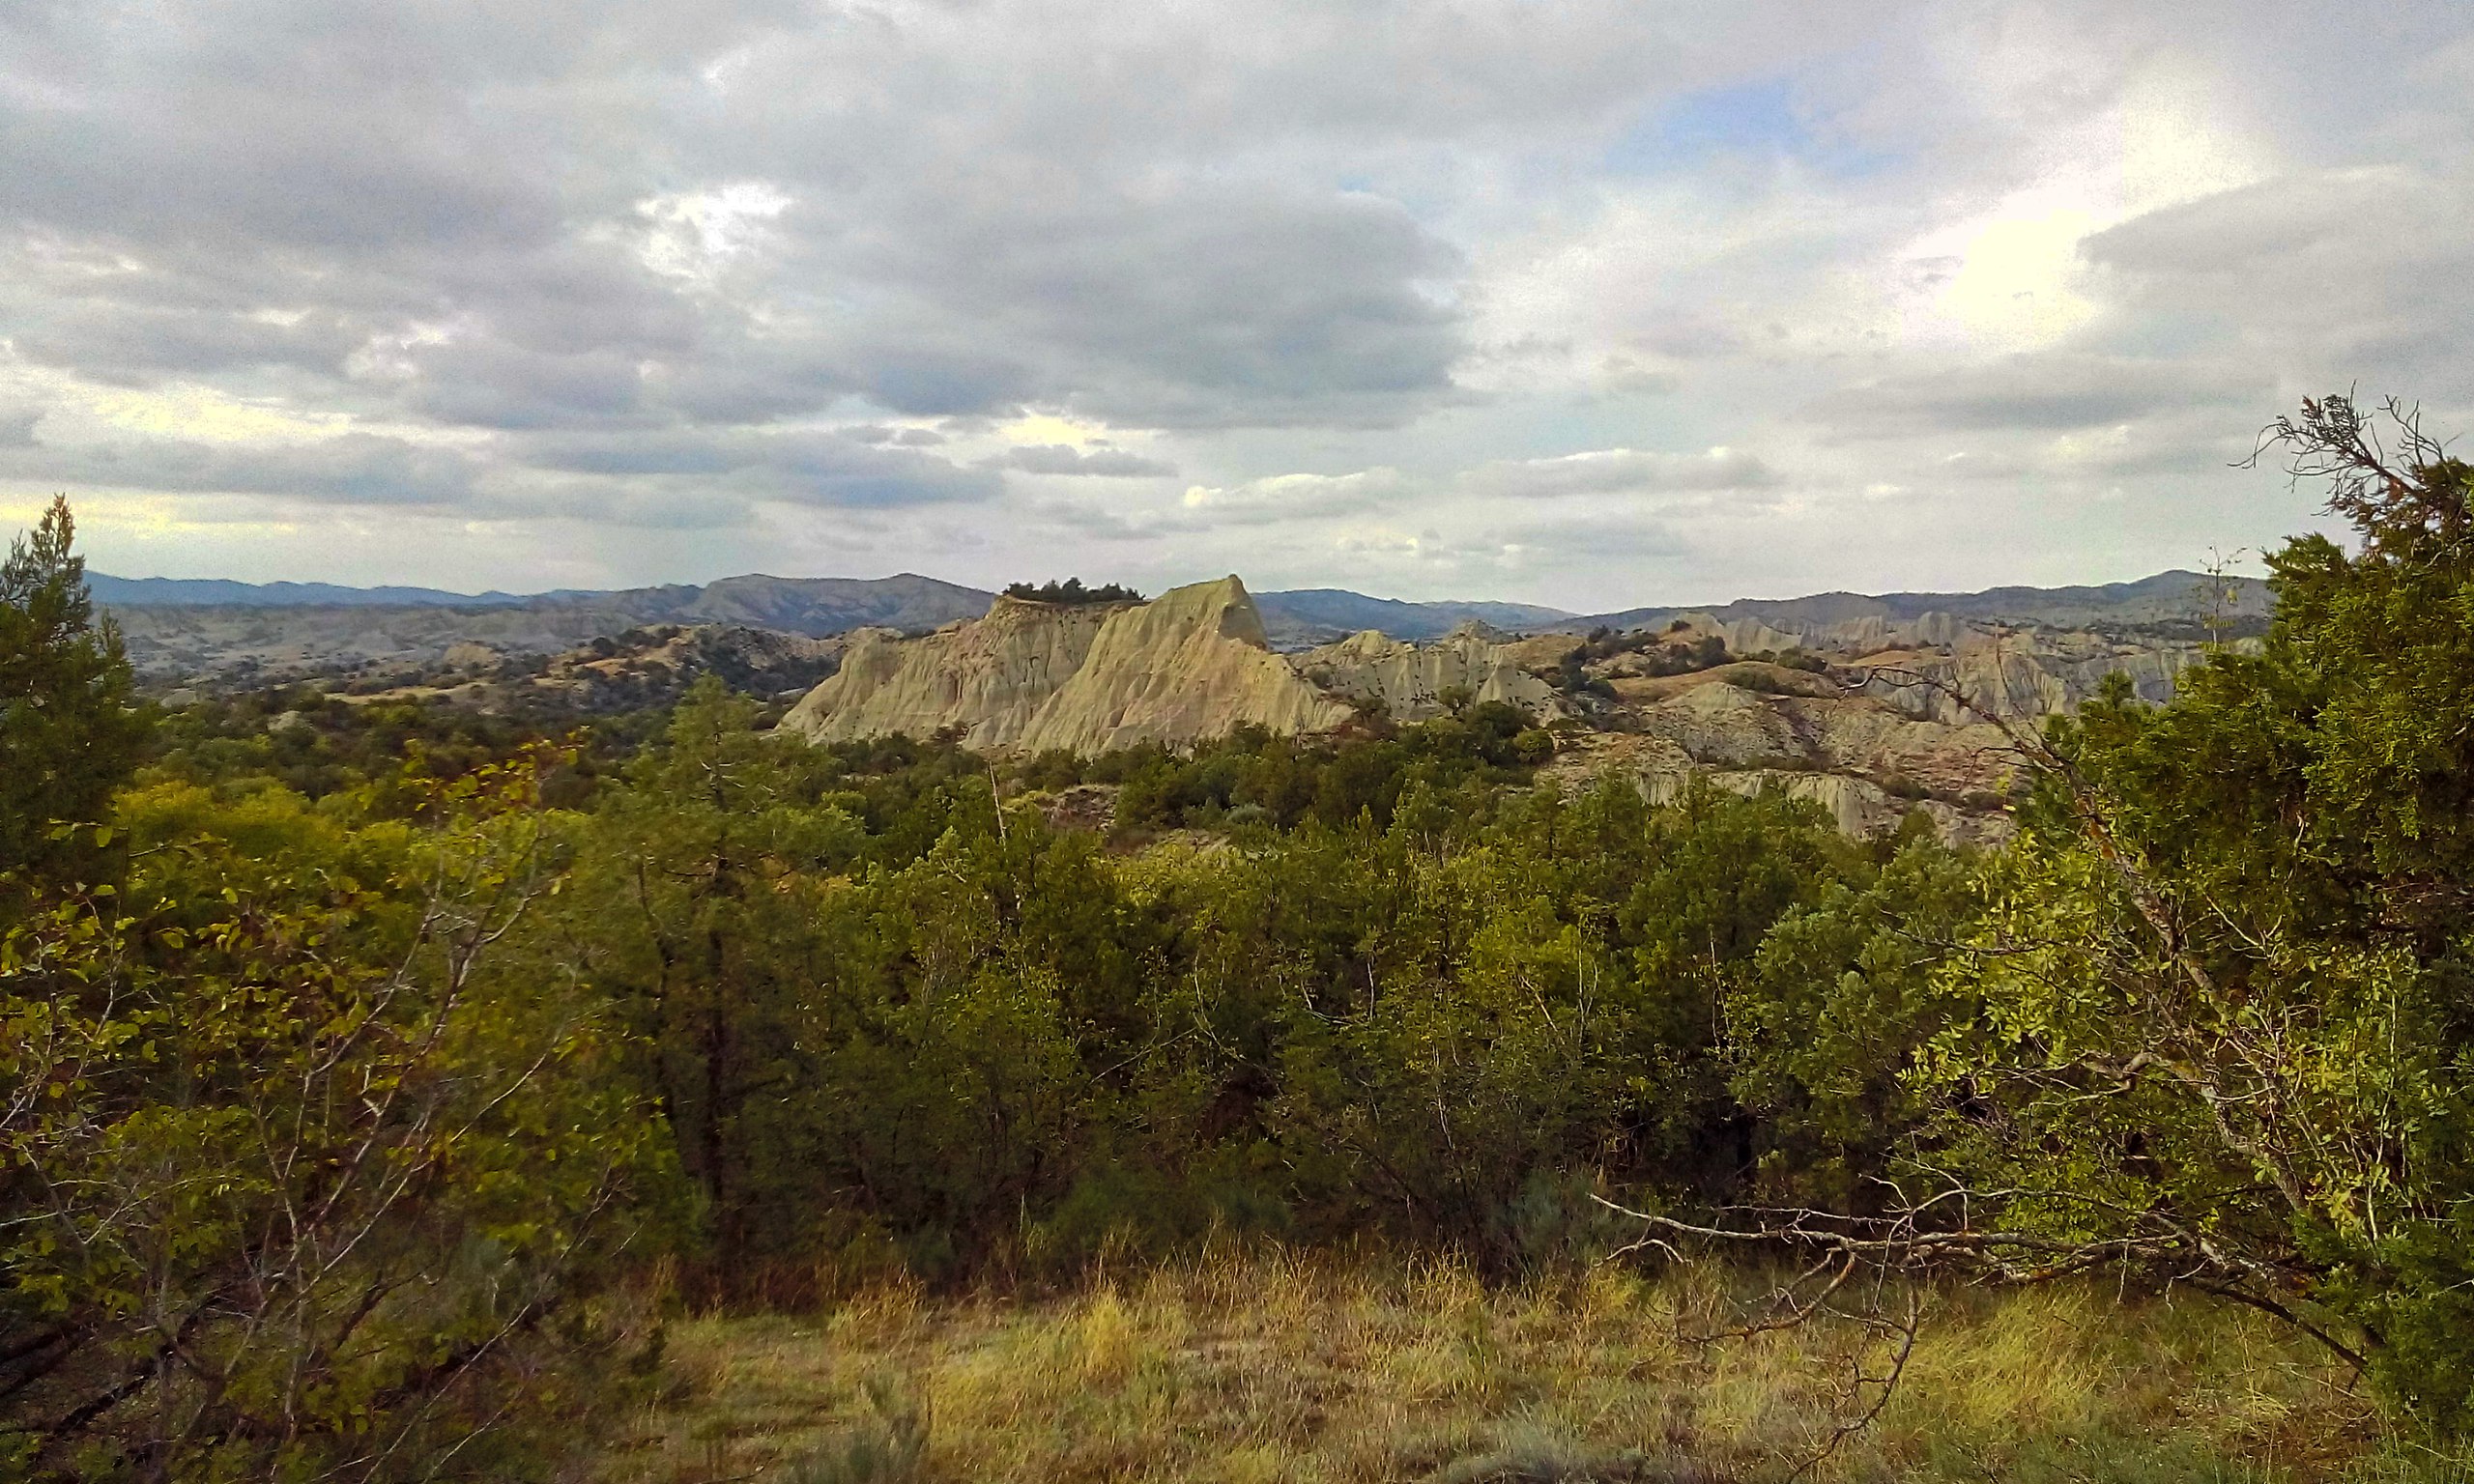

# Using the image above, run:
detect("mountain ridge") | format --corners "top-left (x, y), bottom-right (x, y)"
top-left (1557, 569), bottom-right (2272, 635)
top-left (93, 566), bottom-right (2264, 641)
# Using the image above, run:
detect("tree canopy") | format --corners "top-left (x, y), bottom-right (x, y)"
top-left (0, 498), bottom-right (147, 881)
top-left (1001, 577), bottom-right (1145, 605)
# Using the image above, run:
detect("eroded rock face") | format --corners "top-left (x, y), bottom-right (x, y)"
top-left (774, 572), bottom-right (2199, 850)
top-left (1291, 624), bottom-right (1567, 723)
top-left (778, 598), bottom-right (1116, 749)
top-left (1545, 669), bottom-right (2023, 847)
top-left (778, 577), bottom-right (1352, 755)
top-left (1846, 630), bottom-right (2201, 722)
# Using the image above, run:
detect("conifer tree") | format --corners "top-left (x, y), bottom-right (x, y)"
top-left (0, 498), bottom-right (147, 877)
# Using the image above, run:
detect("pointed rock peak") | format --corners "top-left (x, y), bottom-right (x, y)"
top-left (1144, 575), bottom-right (1269, 648)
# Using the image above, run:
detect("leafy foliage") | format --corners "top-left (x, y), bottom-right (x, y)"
top-left (1910, 395), bottom-right (2474, 1430)
top-left (0, 755), bottom-right (669, 1481)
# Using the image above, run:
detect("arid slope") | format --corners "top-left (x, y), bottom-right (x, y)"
top-left (779, 577), bottom-right (1352, 755)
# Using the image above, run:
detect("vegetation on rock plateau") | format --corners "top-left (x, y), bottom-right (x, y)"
top-left (2, 395), bottom-right (2471, 1482)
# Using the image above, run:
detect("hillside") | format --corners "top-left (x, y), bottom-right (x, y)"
top-left (1253, 588), bottom-right (1574, 647)
top-left (89, 574), bottom-right (531, 607)
top-left (781, 577), bottom-right (1353, 754)
top-left (101, 566), bottom-right (2258, 693)
top-left (106, 572), bottom-right (992, 685)
top-left (771, 570), bottom-right (2232, 845)
top-left (1561, 568), bottom-right (2271, 639)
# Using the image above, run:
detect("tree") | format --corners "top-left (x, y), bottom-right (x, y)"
top-left (0, 499), bottom-right (148, 880)
top-left (1606, 395), bottom-right (2474, 1436)
top-left (1944, 396), bottom-right (2474, 1426)
top-left (1001, 578), bottom-right (1144, 606)
top-left (556, 679), bottom-right (865, 1296)
top-left (0, 748), bottom-right (666, 1480)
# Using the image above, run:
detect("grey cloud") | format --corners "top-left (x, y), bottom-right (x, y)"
top-left (0, 0), bottom-right (1539, 438)
top-left (1022, 498), bottom-right (1158, 541)
top-left (803, 182), bottom-right (1469, 429)
top-left (0, 431), bottom-right (479, 506)
top-left (1174, 442), bottom-right (1785, 531)
top-left (0, 0), bottom-right (1962, 492)
top-left (841, 343), bottom-right (1044, 420)
top-left (12, 304), bottom-right (366, 385)
top-left (981, 444), bottom-right (1178, 477)
top-left (2086, 169), bottom-right (2409, 277)
top-left (1594, 357), bottom-right (1684, 395)
top-left (1806, 356), bottom-right (2274, 440)
top-left (511, 428), bottom-right (1001, 507)
top-left (1492, 518), bottom-right (1685, 563)
top-left (1635, 316), bottom-right (1747, 361)
top-left (2083, 166), bottom-right (2474, 384)
top-left (847, 424), bottom-right (949, 447)
top-left (406, 343), bottom-right (650, 429)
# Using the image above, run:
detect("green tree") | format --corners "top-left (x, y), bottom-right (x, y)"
top-left (554, 679), bottom-right (866, 1295)
top-left (0, 748), bottom-right (665, 1480)
top-left (1913, 395), bottom-right (2474, 1430)
top-left (0, 499), bottom-right (148, 880)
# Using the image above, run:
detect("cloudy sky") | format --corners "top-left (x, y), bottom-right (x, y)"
top-left (4, 1), bottom-right (2470, 610)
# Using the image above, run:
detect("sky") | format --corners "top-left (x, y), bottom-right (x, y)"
top-left (4, 1), bottom-right (2471, 612)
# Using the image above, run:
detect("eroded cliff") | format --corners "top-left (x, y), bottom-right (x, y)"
top-left (1291, 624), bottom-right (1567, 723)
top-left (777, 596), bottom-right (1117, 748)
top-left (778, 577), bottom-right (1352, 755)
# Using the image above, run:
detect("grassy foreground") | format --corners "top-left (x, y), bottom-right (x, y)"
top-left (586, 1248), bottom-right (2464, 1484)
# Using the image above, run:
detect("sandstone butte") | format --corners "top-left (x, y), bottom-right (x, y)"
top-left (777, 576), bottom-right (1356, 755)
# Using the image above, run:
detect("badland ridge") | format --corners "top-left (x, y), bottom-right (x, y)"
top-left (109, 565), bottom-right (2266, 843)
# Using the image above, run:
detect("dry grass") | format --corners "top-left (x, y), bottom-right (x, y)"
top-left (584, 1244), bottom-right (2422, 1484)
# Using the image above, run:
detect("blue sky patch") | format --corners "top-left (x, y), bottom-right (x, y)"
top-left (1606, 76), bottom-right (1892, 181)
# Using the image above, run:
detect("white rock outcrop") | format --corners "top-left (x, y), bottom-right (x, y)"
top-left (778, 577), bottom-right (1351, 755)
top-left (1290, 623), bottom-right (1566, 723)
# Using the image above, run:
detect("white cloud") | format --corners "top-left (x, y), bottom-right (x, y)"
top-left (0, 0), bottom-right (2466, 600)
top-left (1180, 469), bottom-right (1420, 525)
top-left (1459, 446), bottom-right (1779, 499)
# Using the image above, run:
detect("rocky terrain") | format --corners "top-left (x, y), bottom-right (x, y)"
top-left (1291, 625), bottom-right (1568, 722)
top-left (1557, 568), bottom-right (2270, 639)
top-left (780, 577), bottom-right (1353, 754)
top-left (101, 571), bottom-right (1568, 687)
top-left (104, 572), bottom-right (992, 687)
top-left (774, 575), bottom-right (2252, 843)
top-left (298, 624), bottom-right (848, 715)
top-left (120, 561), bottom-right (2257, 844)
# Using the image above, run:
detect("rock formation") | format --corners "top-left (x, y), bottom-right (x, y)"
top-left (778, 577), bottom-right (1353, 755)
top-left (779, 598), bottom-right (1117, 749)
top-left (1844, 628), bottom-right (2202, 722)
top-left (1543, 665), bottom-right (2023, 847)
top-left (1290, 623), bottom-right (1567, 722)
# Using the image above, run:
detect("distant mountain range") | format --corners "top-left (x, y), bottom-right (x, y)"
top-left (90, 574), bottom-right (534, 608)
top-left (1556, 569), bottom-right (2272, 636)
top-left (1250, 588), bottom-right (1574, 647)
top-left (94, 566), bottom-right (2272, 687)
top-left (91, 570), bottom-right (1565, 650)
top-left (90, 571), bottom-right (992, 634)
